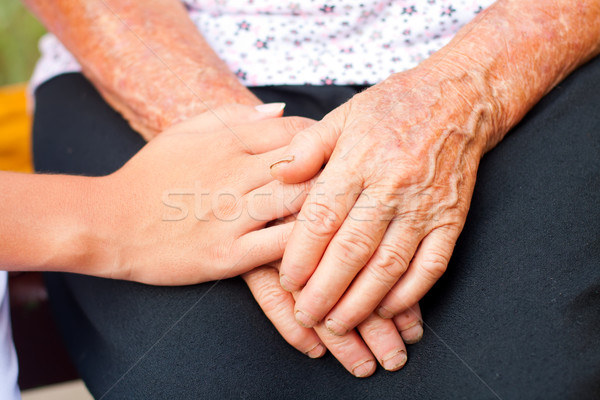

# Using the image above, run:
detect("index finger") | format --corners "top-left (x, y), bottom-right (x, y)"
top-left (278, 168), bottom-right (363, 293)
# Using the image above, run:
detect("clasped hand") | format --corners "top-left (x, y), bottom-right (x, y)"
top-left (115, 68), bottom-right (488, 376)
top-left (267, 67), bottom-right (489, 367)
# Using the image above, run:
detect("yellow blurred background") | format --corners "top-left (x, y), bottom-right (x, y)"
top-left (0, 0), bottom-right (45, 173)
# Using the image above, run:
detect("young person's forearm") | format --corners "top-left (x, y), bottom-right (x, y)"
top-left (24, 0), bottom-right (259, 138)
top-left (0, 171), bottom-right (109, 275)
top-left (0, 105), bottom-right (312, 285)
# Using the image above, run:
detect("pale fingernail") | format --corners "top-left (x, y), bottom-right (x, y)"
top-left (325, 318), bottom-right (348, 336)
top-left (352, 360), bottom-right (376, 378)
top-left (381, 349), bottom-right (407, 371)
top-left (401, 322), bottom-right (423, 344)
top-left (270, 156), bottom-right (295, 170)
top-left (376, 306), bottom-right (395, 319)
top-left (306, 343), bottom-right (326, 359)
top-left (255, 102), bottom-right (286, 113)
top-left (295, 310), bottom-right (318, 328)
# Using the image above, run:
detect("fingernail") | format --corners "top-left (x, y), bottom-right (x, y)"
top-left (376, 306), bottom-right (395, 319)
top-left (255, 102), bottom-right (286, 113)
top-left (295, 310), bottom-right (318, 328)
top-left (381, 349), bottom-right (407, 371)
top-left (306, 343), bottom-right (326, 359)
top-left (270, 156), bottom-right (295, 170)
top-left (325, 318), bottom-right (348, 336)
top-left (352, 360), bottom-right (376, 378)
top-left (401, 322), bottom-right (424, 344)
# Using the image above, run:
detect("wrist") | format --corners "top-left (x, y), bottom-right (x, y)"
top-left (94, 62), bottom-right (259, 139)
top-left (421, 60), bottom-right (502, 155)
top-left (381, 65), bottom-right (497, 159)
top-left (34, 173), bottom-right (126, 280)
top-left (407, 0), bottom-right (600, 154)
top-left (0, 172), bottom-right (116, 276)
top-left (43, 175), bottom-right (117, 278)
top-left (166, 66), bottom-right (261, 123)
top-left (73, 174), bottom-right (130, 280)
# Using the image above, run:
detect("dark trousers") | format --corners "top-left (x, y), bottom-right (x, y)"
top-left (33, 57), bottom-right (600, 399)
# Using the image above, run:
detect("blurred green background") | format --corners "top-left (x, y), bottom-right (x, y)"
top-left (0, 0), bottom-right (46, 85)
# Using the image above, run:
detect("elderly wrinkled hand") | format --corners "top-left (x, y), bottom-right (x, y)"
top-left (271, 64), bottom-right (491, 334)
top-left (243, 257), bottom-right (423, 377)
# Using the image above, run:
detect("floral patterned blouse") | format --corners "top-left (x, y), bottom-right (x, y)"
top-left (31, 0), bottom-right (494, 89)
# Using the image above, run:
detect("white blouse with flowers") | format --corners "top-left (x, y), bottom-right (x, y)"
top-left (31, 0), bottom-right (494, 89)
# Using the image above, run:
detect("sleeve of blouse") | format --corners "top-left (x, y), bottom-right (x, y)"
top-left (23, 0), bottom-right (261, 140)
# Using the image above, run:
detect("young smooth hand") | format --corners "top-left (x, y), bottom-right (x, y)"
top-left (89, 103), bottom-right (315, 285)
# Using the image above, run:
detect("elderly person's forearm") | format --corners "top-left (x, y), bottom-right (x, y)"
top-left (23, 0), bottom-right (259, 139)
top-left (419, 0), bottom-right (600, 152)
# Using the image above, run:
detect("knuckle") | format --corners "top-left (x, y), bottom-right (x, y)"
top-left (359, 317), bottom-right (395, 338)
top-left (212, 241), bottom-right (244, 274)
top-left (302, 287), bottom-right (335, 315)
top-left (320, 331), bottom-right (355, 352)
top-left (301, 201), bottom-right (341, 238)
top-left (379, 242), bottom-right (412, 267)
top-left (243, 269), bottom-right (270, 289)
top-left (418, 251), bottom-right (449, 282)
top-left (318, 118), bottom-right (342, 155)
top-left (258, 285), bottom-right (290, 314)
top-left (365, 265), bottom-right (397, 289)
top-left (367, 243), bottom-right (412, 285)
top-left (333, 229), bottom-right (374, 268)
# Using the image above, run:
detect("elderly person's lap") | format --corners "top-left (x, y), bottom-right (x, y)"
top-left (34, 57), bottom-right (600, 398)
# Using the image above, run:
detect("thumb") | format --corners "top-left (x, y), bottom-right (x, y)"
top-left (269, 105), bottom-right (346, 183)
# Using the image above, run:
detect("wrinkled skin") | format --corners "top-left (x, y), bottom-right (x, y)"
top-left (274, 0), bottom-right (600, 337)
top-left (244, 219), bottom-right (423, 377)
top-left (24, 0), bottom-right (426, 376)
top-left (273, 67), bottom-right (488, 334)
top-left (106, 104), bottom-right (424, 375)
top-left (24, 0), bottom-right (260, 140)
